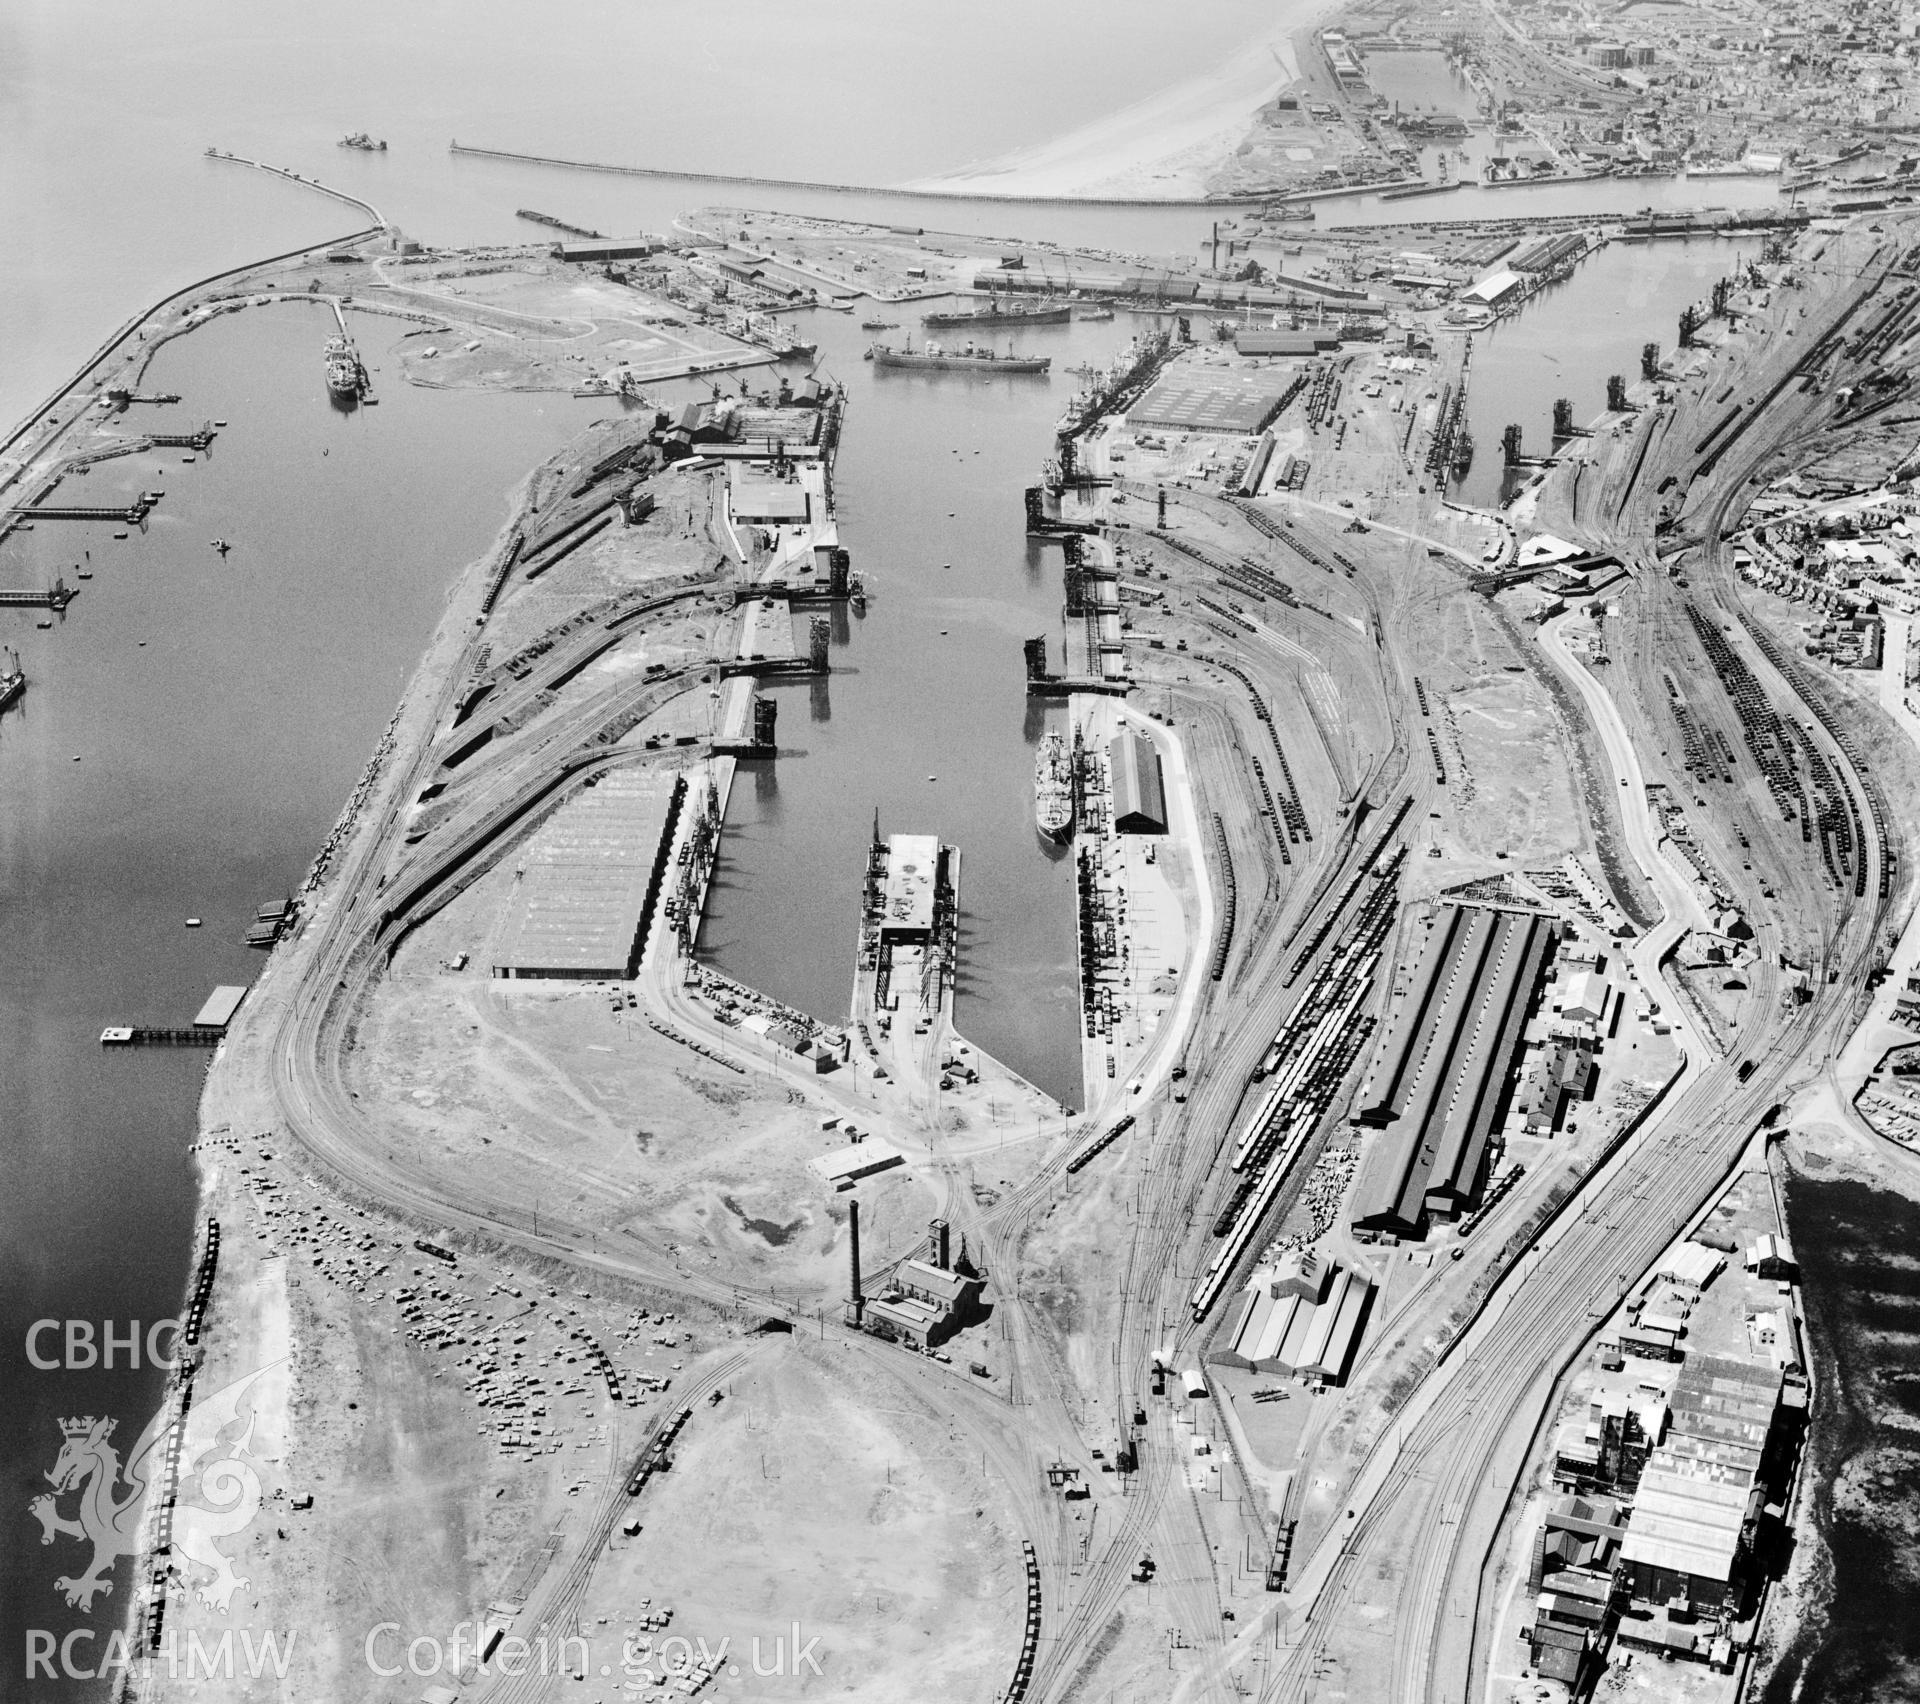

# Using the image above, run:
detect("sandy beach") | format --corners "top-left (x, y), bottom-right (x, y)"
top-left (904, 8), bottom-right (1344, 200)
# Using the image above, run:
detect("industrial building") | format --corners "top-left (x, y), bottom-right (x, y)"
top-left (1511, 1037), bottom-right (1596, 1134)
top-left (1215, 1250), bottom-right (1373, 1385)
top-left (1108, 730), bottom-right (1168, 834)
top-left (491, 770), bottom-right (682, 980)
top-left (857, 1216), bottom-right (984, 1348)
top-left (1553, 1387), bottom-right (1663, 1494)
top-left (1127, 366), bottom-right (1297, 436)
top-left (1350, 904), bottom-right (1561, 1236)
top-left (1617, 1353), bottom-right (1788, 1619)
top-left (1521, 1493), bottom-right (1627, 1691)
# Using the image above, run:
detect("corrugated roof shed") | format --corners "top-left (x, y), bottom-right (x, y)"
top-left (1350, 905), bottom-right (1559, 1234)
top-left (1619, 1353), bottom-right (1780, 1584)
top-left (492, 770), bottom-right (674, 979)
top-left (1129, 366), bottom-right (1293, 435)
top-left (1109, 730), bottom-right (1167, 833)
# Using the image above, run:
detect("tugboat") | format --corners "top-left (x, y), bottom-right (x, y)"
top-left (859, 318), bottom-right (900, 331)
top-left (324, 334), bottom-right (365, 400)
top-left (1035, 732), bottom-right (1074, 843)
top-left (0, 648), bottom-right (24, 717)
top-left (339, 132), bottom-right (387, 151)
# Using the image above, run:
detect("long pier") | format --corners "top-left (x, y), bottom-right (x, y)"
top-left (5, 492), bottom-right (157, 529)
top-left (99, 1027), bottom-right (221, 1047)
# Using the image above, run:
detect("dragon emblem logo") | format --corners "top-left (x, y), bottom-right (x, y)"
top-left (28, 1365), bottom-right (275, 1616)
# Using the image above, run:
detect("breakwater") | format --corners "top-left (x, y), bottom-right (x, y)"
top-left (447, 140), bottom-right (1271, 209)
top-left (0, 225), bottom-right (381, 478)
top-left (203, 149), bottom-right (387, 229)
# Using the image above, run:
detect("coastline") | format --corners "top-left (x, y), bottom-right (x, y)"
top-left (903, 12), bottom-right (1339, 200)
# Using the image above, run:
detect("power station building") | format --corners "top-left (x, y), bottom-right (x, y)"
top-left (856, 1217), bottom-right (984, 1349)
top-left (1349, 904), bottom-right (1561, 1236)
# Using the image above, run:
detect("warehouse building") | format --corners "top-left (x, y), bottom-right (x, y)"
top-left (1460, 269), bottom-right (1525, 309)
top-left (492, 771), bottom-right (683, 980)
top-left (1109, 730), bottom-right (1168, 834)
top-left (1230, 328), bottom-right (1341, 357)
top-left (1350, 904), bottom-right (1561, 1236)
top-left (554, 235), bottom-right (667, 263)
top-left (1214, 1250), bottom-right (1374, 1385)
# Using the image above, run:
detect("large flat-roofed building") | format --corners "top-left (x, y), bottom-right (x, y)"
top-left (1128, 366), bottom-right (1295, 435)
top-left (879, 834), bottom-right (940, 942)
top-left (192, 985), bottom-right (250, 1032)
top-left (553, 235), bottom-right (667, 263)
top-left (1350, 904), bottom-right (1561, 1236)
top-left (491, 770), bottom-right (683, 980)
top-left (1109, 730), bottom-right (1168, 834)
top-left (1618, 1353), bottom-right (1784, 1618)
top-left (811, 1139), bottom-right (907, 1189)
top-left (727, 462), bottom-right (816, 525)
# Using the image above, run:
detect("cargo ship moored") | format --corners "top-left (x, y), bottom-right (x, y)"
top-left (1035, 732), bottom-right (1074, 843)
top-left (868, 341), bottom-right (1050, 374)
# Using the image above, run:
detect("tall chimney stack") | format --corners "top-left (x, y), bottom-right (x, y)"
top-left (930, 1217), bottom-right (951, 1271)
top-left (847, 1199), bottom-right (865, 1325)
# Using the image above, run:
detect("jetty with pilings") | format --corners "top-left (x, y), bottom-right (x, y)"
top-left (0, 577), bottom-right (78, 611)
top-left (2, 491), bottom-right (160, 540)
